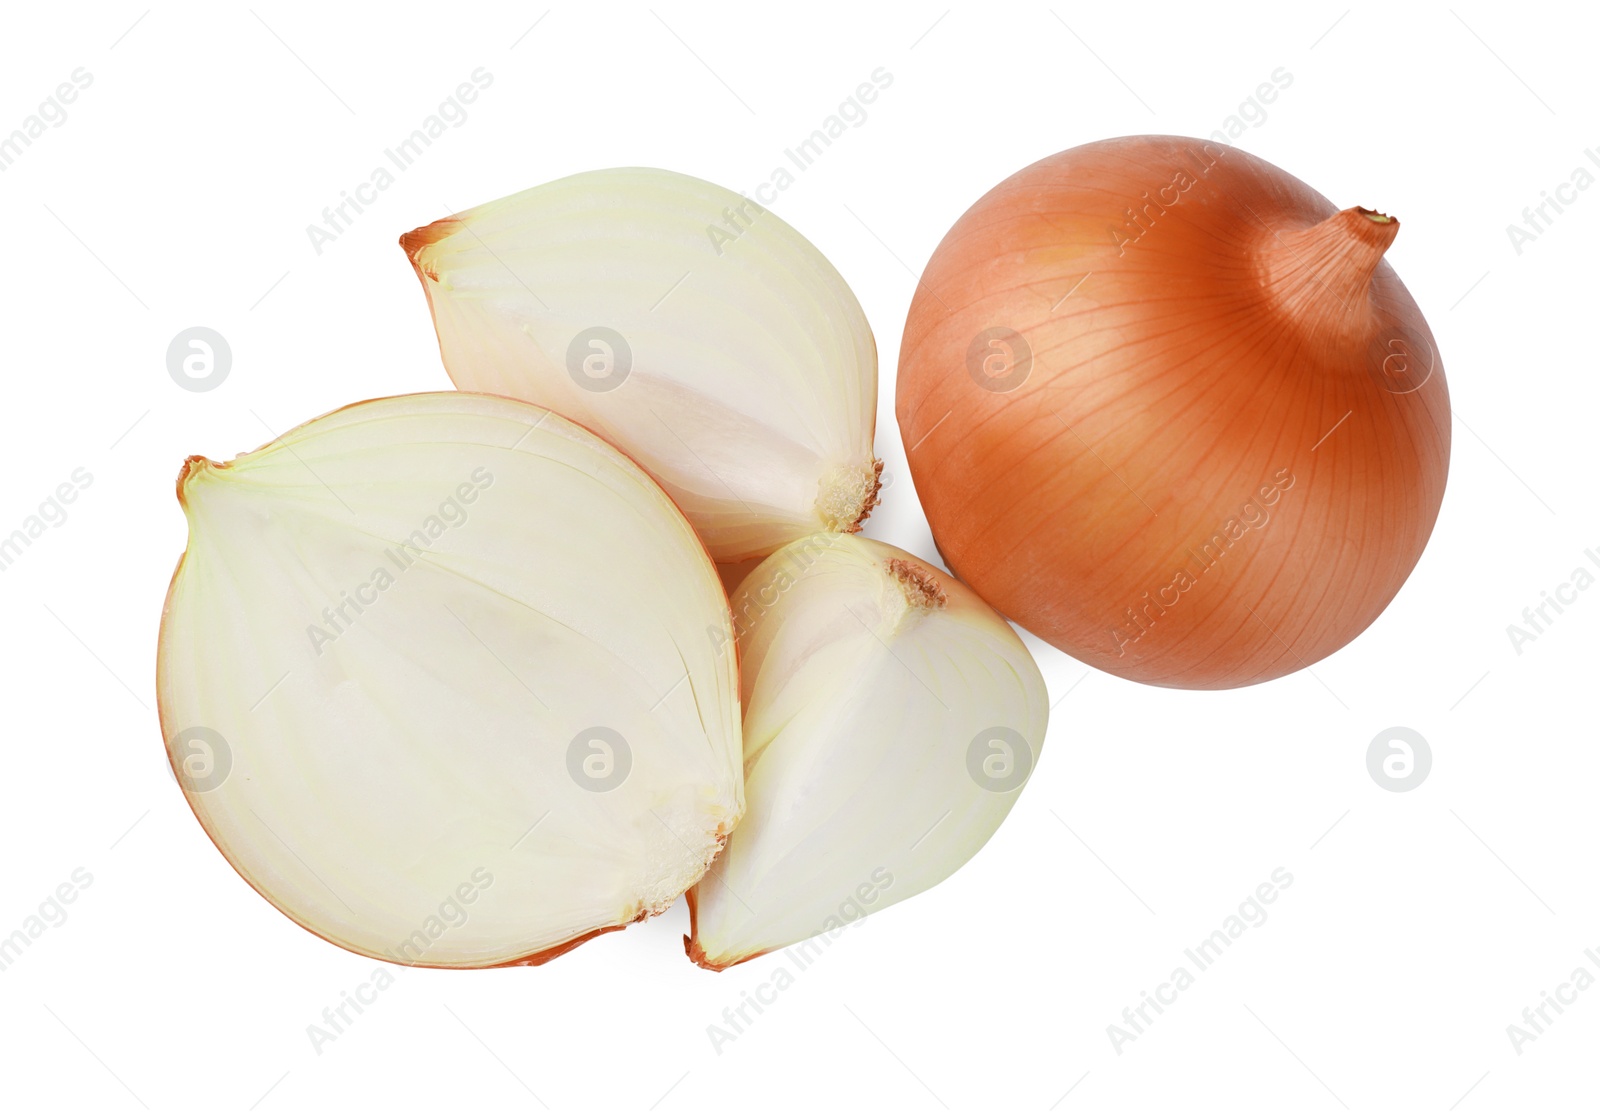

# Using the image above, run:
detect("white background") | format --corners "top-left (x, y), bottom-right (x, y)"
top-left (1, 2), bottom-right (1593, 1116)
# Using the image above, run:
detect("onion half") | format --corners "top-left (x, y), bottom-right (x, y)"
top-left (157, 393), bottom-right (742, 967)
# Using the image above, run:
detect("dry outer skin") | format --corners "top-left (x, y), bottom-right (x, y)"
top-left (897, 136), bottom-right (1450, 688)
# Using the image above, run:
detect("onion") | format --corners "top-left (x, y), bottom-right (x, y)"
top-left (686, 534), bottom-right (1047, 969)
top-left (157, 393), bottom-right (742, 966)
top-left (403, 167), bottom-right (881, 563)
top-left (897, 135), bottom-right (1451, 689)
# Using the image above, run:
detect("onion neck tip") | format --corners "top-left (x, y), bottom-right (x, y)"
top-left (175, 455), bottom-right (224, 512)
top-left (176, 454), bottom-right (217, 490)
top-left (1260, 205), bottom-right (1399, 333)
top-left (399, 218), bottom-right (460, 280)
top-left (683, 935), bottom-right (730, 971)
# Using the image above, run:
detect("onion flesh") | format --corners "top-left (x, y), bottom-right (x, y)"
top-left (157, 393), bottom-right (742, 967)
top-left (687, 534), bottom-right (1047, 969)
top-left (403, 167), bottom-right (881, 563)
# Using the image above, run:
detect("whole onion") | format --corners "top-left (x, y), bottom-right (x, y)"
top-left (896, 135), bottom-right (1450, 689)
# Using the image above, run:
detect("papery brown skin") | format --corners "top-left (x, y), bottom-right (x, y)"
top-left (896, 135), bottom-right (1450, 689)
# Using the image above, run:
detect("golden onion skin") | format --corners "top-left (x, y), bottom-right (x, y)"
top-left (897, 135), bottom-right (1449, 689)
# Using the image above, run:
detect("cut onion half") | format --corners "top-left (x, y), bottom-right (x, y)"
top-left (157, 393), bottom-right (742, 967)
